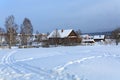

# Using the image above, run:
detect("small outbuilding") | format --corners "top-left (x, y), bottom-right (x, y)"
top-left (93, 35), bottom-right (105, 42)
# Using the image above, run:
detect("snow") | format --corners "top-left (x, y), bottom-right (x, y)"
top-left (0, 44), bottom-right (120, 80)
top-left (48, 29), bottom-right (73, 38)
top-left (94, 35), bottom-right (105, 39)
top-left (82, 39), bottom-right (95, 42)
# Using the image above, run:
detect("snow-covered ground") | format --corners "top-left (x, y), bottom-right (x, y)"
top-left (0, 44), bottom-right (120, 80)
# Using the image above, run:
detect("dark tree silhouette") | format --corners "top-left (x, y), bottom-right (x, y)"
top-left (112, 27), bottom-right (120, 45)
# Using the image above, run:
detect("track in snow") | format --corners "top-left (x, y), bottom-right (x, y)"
top-left (0, 50), bottom-right (79, 80)
top-left (0, 50), bottom-right (53, 80)
top-left (54, 53), bottom-right (120, 73)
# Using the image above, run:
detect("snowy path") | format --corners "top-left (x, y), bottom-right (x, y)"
top-left (1, 50), bottom-right (17, 64)
top-left (52, 46), bottom-right (120, 80)
top-left (0, 50), bottom-right (53, 80)
top-left (0, 49), bottom-right (78, 80)
top-left (55, 54), bottom-right (118, 72)
top-left (0, 45), bottom-right (120, 80)
top-left (55, 56), bottom-right (102, 72)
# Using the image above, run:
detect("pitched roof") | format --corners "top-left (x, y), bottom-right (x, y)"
top-left (48, 29), bottom-right (73, 38)
top-left (82, 39), bottom-right (95, 43)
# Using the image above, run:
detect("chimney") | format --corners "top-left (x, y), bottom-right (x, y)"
top-left (61, 29), bottom-right (64, 32)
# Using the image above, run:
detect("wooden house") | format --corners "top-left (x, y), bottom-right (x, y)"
top-left (48, 29), bottom-right (81, 45)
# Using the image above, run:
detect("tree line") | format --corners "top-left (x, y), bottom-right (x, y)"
top-left (0, 15), bottom-right (120, 48)
top-left (0, 15), bottom-right (33, 48)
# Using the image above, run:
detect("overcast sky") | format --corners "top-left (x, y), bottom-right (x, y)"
top-left (0, 0), bottom-right (120, 33)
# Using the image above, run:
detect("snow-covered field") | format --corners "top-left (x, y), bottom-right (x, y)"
top-left (0, 44), bottom-right (120, 80)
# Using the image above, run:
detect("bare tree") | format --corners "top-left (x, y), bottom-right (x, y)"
top-left (20, 25), bottom-right (27, 46)
top-left (35, 31), bottom-right (42, 43)
top-left (112, 27), bottom-right (120, 45)
top-left (76, 29), bottom-right (82, 36)
top-left (0, 27), bottom-right (5, 33)
top-left (52, 29), bottom-right (60, 46)
top-left (76, 29), bottom-right (82, 44)
top-left (20, 18), bottom-right (33, 46)
top-left (5, 15), bottom-right (18, 48)
top-left (47, 32), bottom-right (50, 36)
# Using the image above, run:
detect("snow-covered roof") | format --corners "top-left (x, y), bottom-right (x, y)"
top-left (81, 34), bottom-right (94, 39)
top-left (94, 35), bottom-right (105, 39)
top-left (48, 29), bottom-right (73, 38)
top-left (82, 39), bottom-right (95, 43)
top-left (81, 34), bottom-right (89, 38)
